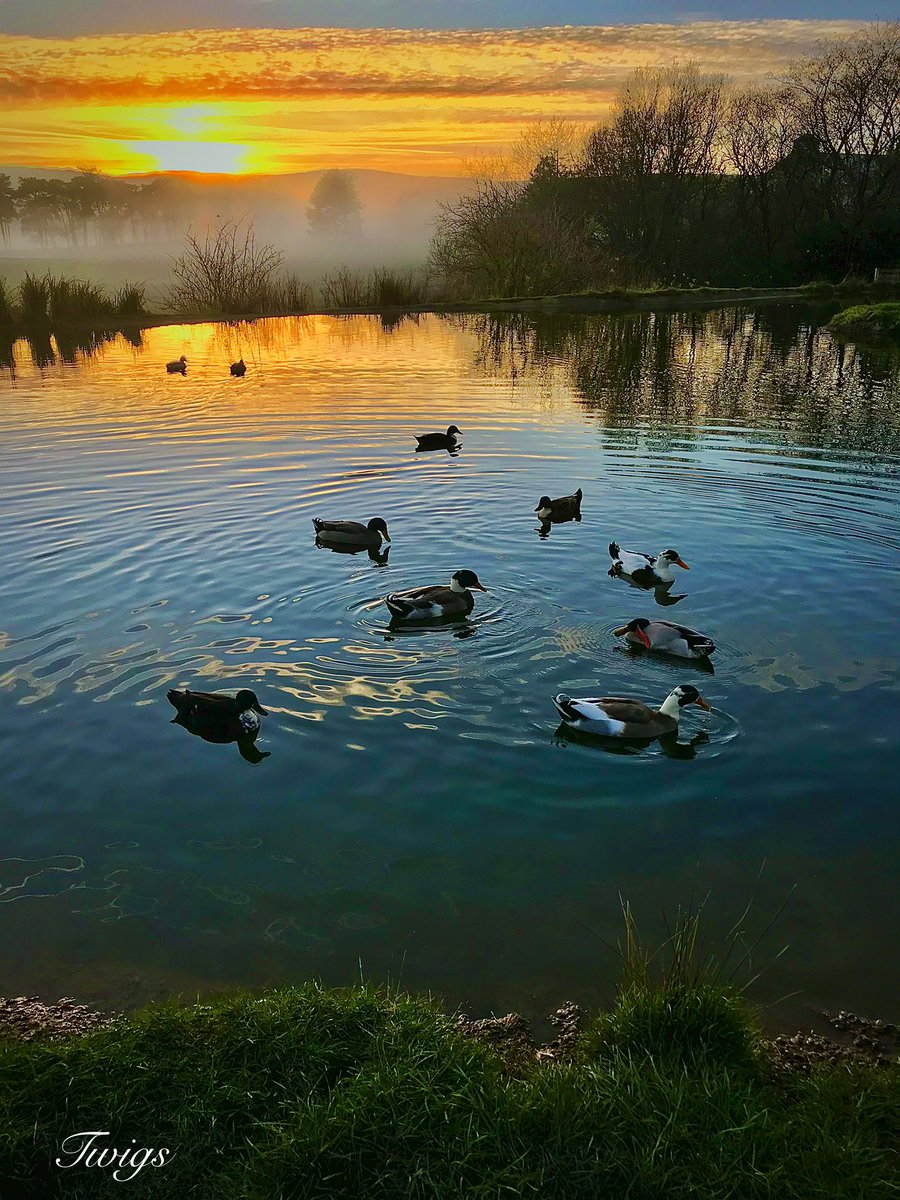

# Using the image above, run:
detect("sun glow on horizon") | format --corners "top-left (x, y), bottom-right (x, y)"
top-left (0, 21), bottom-right (865, 177)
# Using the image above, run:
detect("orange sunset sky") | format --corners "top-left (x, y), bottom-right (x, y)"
top-left (0, 21), bottom-right (863, 177)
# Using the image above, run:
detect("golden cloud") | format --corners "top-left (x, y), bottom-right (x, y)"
top-left (0, 22), bottom-right (864, 174)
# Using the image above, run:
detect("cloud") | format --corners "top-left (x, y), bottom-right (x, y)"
top-left (0, 21), bottom-right (866, 174)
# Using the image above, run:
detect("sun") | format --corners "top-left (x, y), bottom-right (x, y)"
top-left (126, 139), bottom-right (251, 174)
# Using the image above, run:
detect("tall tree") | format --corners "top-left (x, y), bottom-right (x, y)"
top-left (306, 170), bottom-right (362, 235)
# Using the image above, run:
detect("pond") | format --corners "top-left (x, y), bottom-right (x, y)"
top-left (1, 307), bottom-right (898, 1026)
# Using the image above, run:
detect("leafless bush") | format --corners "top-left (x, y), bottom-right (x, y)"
top-left (166, 220), bottom-right (310, 315)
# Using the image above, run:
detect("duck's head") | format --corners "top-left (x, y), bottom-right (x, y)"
top-left (366, 517), bottom-right (391, 543)
top-left (535, 495), bottom-right (553, 513)
top-left (660, 548), bottom-right (689, 569)
top-left (614, 617), bottom-right (652, 648)
top-left (666, 684), bottom-right (710, 713)
top-left (451, 569), bottom-right (486, 593)
top-left (447, 425), bottom-right (461, 437)
top-left (235, 689), bottom-right (268, 715)
top-left (179, 355), bottom-right (187, 365)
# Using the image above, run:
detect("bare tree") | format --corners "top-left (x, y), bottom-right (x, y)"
top-left (582, 64), bottom-right (729, 281)
top-left (782, 22), bottom-right (900, 264)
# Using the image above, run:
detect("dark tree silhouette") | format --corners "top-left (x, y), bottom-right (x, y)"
top-left (306, 170), bottom-right (362, 235)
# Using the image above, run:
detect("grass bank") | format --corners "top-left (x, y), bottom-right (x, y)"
top-left (4, 275), bottom-right (900, 338)
top-left (828, 302), bottom-right (900, 343)
top-left (1, 977), bottom-right (897, 1199)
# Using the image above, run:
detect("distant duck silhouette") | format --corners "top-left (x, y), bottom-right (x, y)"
top-left (535, 488), bottom-right (583, 523)
top-left (415, 425), bottom-right (461, 452)
top-left (313, 517), bottom-right (391, 548)
top-left (166, 687), bottom-right (270, 763)
top-left (166, 356), bottom-right (187, 374)
top-left (230, 358), bottom-right (247, 377)
top-left (384, 569), bottom-right (486, 619)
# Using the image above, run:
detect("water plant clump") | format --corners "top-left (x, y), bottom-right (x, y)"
top-left (828, 302), bottom-right (900, 342)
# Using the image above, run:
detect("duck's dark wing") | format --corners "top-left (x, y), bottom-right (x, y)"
top-left (393, 584), bottom-right (455, 605)
top-left (594, 697), bottom-right (658, 725)
top-left (313, 519), bottom-right (367, 536)
top-left (167, 688), bottom-right (236, 713)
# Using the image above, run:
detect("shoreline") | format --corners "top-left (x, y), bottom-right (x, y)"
top-left (2, 987), bottom-right (897, 1072)
top-left (3, 282), bottom-right (898, 338)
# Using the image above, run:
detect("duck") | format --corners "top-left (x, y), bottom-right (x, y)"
top-left (535, 488), bottom-right (583, 522)
top-left (313, 517), bottom-right (391, 547)
top-left (614, 617), bottom-right (715, 659)
top-left (384, 569), bottom-right (486, 619)
top-left (415, 425), bottom-right (461, 451)
top-left (230, 358), bottom-right (247, 377)
top-left (553, 684), bottom-right (710, 738)
top-left (166, 687), bottom-right (268, 738)
top-left (608, 542), bottom-right (690, 586)
top-left (166, 356), bottom-right (187, 374)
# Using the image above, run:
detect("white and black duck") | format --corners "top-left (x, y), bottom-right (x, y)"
top-left (614, 617), bottom-right (715, 659)
top-left (608, 543), bottom-right (690, 586)
top-left (384, 569), bottom-right (486, 619)
top-left (553, 684), bottom-right (710, 738)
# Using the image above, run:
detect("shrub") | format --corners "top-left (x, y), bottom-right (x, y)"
top-left (166, 219), bottom-right (311, 315)
top-left (17, 272), bottom-right (50, 323)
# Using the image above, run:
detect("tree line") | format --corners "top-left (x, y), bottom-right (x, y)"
top-left (0, 172), bottom-right (195, 247)
top-left (431, 23), bottom-right (900, 294)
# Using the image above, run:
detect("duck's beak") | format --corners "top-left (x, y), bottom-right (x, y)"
top-left (381, 532), bottom-right (391, 543)
top-left (694, 695), bottom-right (711, 711)
top-left (471, 581), bottom-right (487, 592)
top-left (613, 624), bottom-right (629, 637)
top-left (252, 702), bottom-right (269, 715)
top-left (675, 558), bottom-right (690, 570)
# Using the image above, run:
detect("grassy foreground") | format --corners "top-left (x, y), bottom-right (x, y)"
top-left (828, 302), bottom-right (900, 343)
top-left (0, 980), bottom-right (896, 1200)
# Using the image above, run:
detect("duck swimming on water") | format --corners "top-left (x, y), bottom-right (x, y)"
top-left (553, 684), bottom-right (710, 739)
top-left (166, 356), bottom-right (187, 374)
top-left (608, 543), bottom-right (690, 586)
top-left (614, 617), bottom-right (715, 659)
top-left (384, 569), bottom-right (486, 619)
top-left (415, 425), bottom-right (461, 451)
top-left (535, 488), bottom-right (583, 522)
top-left (230, 358), bottom-right (247, 377)
top-left (313, 517), bottom-right (391, 547)
top-left (166, 688), bottom-right (270, 762)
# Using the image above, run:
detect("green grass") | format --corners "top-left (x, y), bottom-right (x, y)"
top-left (0, 977), bottom-right (896, 1200)
top-left (4, 273), bottom-right (148, 326)
top-left (828, 302), bottom-right (900, 342)
top-left (0, 278), bottom-right (13, 326)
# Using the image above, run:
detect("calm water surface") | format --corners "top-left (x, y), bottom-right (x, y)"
top-left (1, 308), bottom-right (898, 1024)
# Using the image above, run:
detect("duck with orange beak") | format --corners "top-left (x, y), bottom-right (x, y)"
top-left (608, 543), bottom-right (690, 587)
top-left (614, 617), bottom-right (715, 659)
top-left (553, 684), bottom-right (711, 738)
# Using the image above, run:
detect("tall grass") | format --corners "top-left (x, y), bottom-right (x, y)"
top-left (166, 219), bottom-right (311, 315)
top-left (0, 279), bottom-right (13, 326)
top-left (320, 265), bottom-right (431, 308)
top-left (17, 272), bottom-right (51, 323)
top-left (8, 273), bottom-right (147, 324)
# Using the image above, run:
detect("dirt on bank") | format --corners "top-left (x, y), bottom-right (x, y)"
top-left (2, 992), bottom-right (896, 1074)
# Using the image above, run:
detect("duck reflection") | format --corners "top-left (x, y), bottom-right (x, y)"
top-left (610, 572), bottom-right (686, 607)
top-left (554, 722), bottom-right (709, 758)
top-left (315, 537), bottom-right (391, 566)
top-left (384, 615), bottom-right (477, 641)
top-left (167, 687), bottom-right (271, 764)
